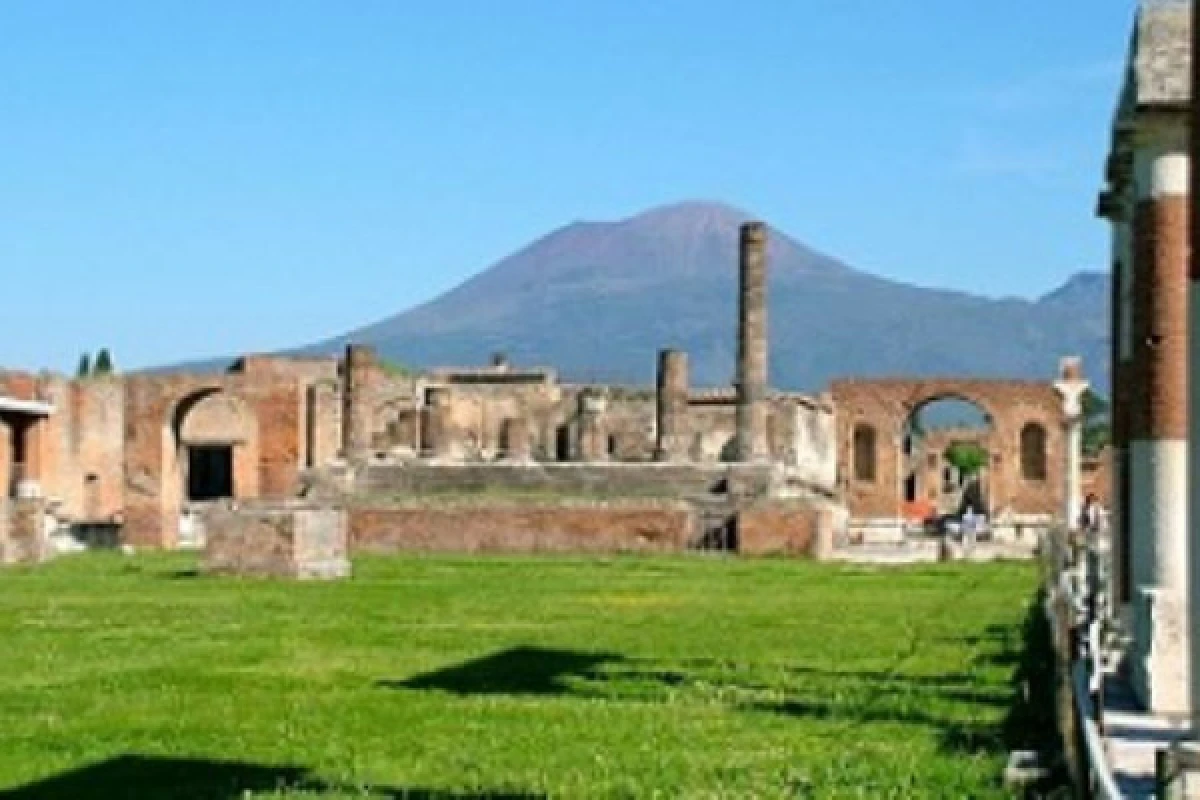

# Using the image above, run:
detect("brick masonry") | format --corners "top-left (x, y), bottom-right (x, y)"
top-left (736, 503), bottom-right (820, 557)
top-left (123, 373), bottom-right (301, 548)
top-left (830, 378), bottom-right (1067, 520)
top-left (349, 502), bottom-right (696, 555)
top-left (1131, 196), bottom-right (1189, 441)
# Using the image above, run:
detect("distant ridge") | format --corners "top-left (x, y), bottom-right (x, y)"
top-left (300, 202), bottom-right (1110, 392)
top-left (161, 202), bottom-right (1109, 392)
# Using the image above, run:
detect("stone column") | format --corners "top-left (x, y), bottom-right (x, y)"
top-left (1189, 11), bottom-right (1200, 717)
top-left (341, 345), bottom-right (376, 462)
top-left (423, 387), bottom-right (454, 461)
top-left (577, 391), bottom-right (608, 462)
top-left (1099, 177), bottom-right (1135, 610)
top-left (1055, 357), bottom-right (1088, 531)
top-left (1130, 121), bottom-right (1189, 713)
top-left (735, 221), bottom-right (770, 462)
top-left (655, 349), bottom-right (690, 462)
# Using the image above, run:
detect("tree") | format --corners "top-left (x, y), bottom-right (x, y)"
top-left (944, 442), bottom-right (988, 478)
top-left (93, 348), bottom-right (115, 375)
top-left (75, 352), bottom-right (92, 378)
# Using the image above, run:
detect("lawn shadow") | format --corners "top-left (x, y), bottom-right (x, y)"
top-left (0, 755), bottom-right (544, 799)
top-left (380, 646), bottom-right (621, 696)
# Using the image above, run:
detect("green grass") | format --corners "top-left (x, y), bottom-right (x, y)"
top-left (0, 553), bottom-right (1040, 798)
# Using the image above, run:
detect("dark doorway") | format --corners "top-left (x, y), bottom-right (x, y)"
top-left (187, 445), bottom-right (233, 502)
top-left (555, 425), bottom-right (571, 462)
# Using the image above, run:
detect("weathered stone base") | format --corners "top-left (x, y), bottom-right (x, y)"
top-left (738, 504), bottom-right (829, 557)
top-left (204, 505), bottom-right (351, 580)
top-left (1131, 586), bottom-right (1190, 714)
top-left (349, 502), bottom-right (695, 555)
top-left (0, 497), bottom-right (52, 566)
top-left (348, 499), bottom-right (830, 558)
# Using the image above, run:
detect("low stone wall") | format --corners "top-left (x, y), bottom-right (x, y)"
top-left (204, 505), bottom-right (351, 579)
top-left (737, 504), bottom-right (824, 557)
top-left (0, 497), bottom-right (50, 566)
top-left (358, 463), bottom-right (775, 500)
top-left (349, 500), bottom-right (696, 555)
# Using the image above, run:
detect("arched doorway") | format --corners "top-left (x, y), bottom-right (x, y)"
top-left (170, 389), bottom-right (259, 505)
top-left (902, 396), bottom-right (994, 521)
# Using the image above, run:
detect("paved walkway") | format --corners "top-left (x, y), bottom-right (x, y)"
top-left (1103, 672), bottom-right (1193, 798)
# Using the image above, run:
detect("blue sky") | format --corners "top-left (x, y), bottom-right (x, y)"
top-left (0, 1), bottom-right (1132, 371)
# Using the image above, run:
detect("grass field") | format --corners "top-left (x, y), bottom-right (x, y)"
top-left (0, 553), bottom-right (1046, 798)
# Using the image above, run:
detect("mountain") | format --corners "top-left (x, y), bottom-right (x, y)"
top-left (301, 201), bottom-right (1110, 393)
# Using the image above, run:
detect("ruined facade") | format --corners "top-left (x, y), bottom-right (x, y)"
top-left (0, 220), bottom-right (1084, 561)
top-left (831, 369), bottom-right (1082, 538)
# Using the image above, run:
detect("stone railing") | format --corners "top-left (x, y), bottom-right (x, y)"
top-left (1044, 527), bottom-right (1122, 799)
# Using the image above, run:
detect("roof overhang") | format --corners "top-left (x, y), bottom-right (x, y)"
top-left (0, 397), bottom-right (54, 416)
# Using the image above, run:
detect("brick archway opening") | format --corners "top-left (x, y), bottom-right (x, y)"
top-left (902, 395), bottom-right (994, 521)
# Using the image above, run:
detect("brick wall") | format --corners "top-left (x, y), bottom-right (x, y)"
top-left (831, 378), bottom-right (1066, 521)
top-left (737, 504), bottom-right (819, 556)
top-left (349, 501), bottom-right (695, 555)
top-left (123, 374), bottom-right (302, 548)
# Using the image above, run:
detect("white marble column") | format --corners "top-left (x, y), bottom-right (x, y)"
top-left (1055, 357), bottom-right (1088, 532)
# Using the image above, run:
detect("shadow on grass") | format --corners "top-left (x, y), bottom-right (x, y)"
top-left (380, 647), bottom-right (620, 696)
top-left (0, 755), bottom-right (544, 799)
top-left (385, 602), bottom-right (1063, 782)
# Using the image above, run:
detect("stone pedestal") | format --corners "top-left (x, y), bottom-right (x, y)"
top-left (0, 497), bottom-right (51, 566)
top-left (203, 505), bottom-right (351, 580)
top-left (1132, 586), bottom-right (1190, 713)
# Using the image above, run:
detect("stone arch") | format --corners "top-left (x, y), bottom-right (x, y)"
top-left (168, 388), bottom-right (260, 507)
top-left (831, 376), bottom-right (1067, 524)
top-left (901, 393), bottom-right (995, 516)
top-left (1020, 422), bottom-right (1048, 482)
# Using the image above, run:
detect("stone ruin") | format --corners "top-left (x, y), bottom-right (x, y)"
top-left (0, 222), bottom-right (1087, 575)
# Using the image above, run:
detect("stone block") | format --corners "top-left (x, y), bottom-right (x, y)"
top-left (204, 505), bottom-right (350, 580)
top-left (0, 497), bottom-right (51, 566)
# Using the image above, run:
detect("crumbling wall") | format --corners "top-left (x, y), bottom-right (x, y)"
top-left (349, 500), bottom-right (695, 554)
top-left (831, 378), bottom-right (1066, 521)
top-left (123, 374), bottom-right (302, 548)
top-left (737, 503), bottom-right (822, 557)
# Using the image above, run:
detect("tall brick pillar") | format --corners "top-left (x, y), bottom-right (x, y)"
top-left (424, 387), bottom-right (454, 461)
top-left (342, 345), bottom-right (376, 462)
top-left (577, 391), bottom-right (608, 462)
top-left (1130, 122), bottom-right (1189, 713)
top-left (735, 221), bottom-right (769, 462)
top-left (655, 349), bottom-right (690, 462)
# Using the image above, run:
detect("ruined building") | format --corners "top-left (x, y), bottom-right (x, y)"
top-left (1, 221), bottom-right (1084, 561)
